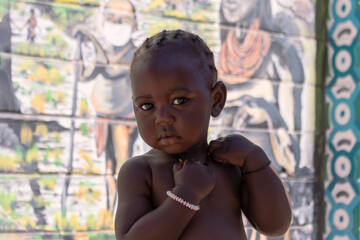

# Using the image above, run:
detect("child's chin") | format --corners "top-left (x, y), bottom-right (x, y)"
top-left (156, 146), bottom-right (183, 156)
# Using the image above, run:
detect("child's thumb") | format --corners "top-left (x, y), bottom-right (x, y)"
top-left (173, 162), bottom-right (183, 174)
top-left (208, 139), bottom-right (223, 153)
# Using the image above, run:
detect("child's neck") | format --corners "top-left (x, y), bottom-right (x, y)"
top-left (174, 142), bottom-right (209, 164)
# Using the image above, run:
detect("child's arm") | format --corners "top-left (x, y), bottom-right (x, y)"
top-left (209, 134), bottom-right (292, 237)
top-left (115, 156), bottom-right (214, 240)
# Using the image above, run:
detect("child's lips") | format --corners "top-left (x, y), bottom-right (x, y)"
top-left (158, 136), bottom-right (180, 145)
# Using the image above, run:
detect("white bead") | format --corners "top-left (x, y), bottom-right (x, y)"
top-left (166, 190), bottom-right (200, 211)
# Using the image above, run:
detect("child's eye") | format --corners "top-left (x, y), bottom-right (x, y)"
top-left (172, 97), bottom-right (188, 105)
top-left (139, 103), bottom-right (154, 111)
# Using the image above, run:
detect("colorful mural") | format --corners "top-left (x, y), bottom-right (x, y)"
top-left (324, 0), bottom-right (360, 239)
top-left (0, 0), bottom-right (327, 239)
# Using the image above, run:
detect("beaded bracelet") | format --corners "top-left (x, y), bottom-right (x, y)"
top-left (242, 161), bottom-right (271, 175)
top-left (166, 191), bottom-right (200, 211)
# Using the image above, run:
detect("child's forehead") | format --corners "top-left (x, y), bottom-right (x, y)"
top-left (134, 59), bottom-right (203, 84)
top-left (131, 57), bottom-right (211, 93)
top-left (130, 31), bottom-right (217, 89)
top-left (133, 45), bottom-right (203, 77)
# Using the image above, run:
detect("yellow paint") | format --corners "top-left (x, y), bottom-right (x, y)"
top-left (49, 67), bottom-right (62, 85)
top-left (165, 10), bottom-right (187, 18)
top-left (52, 131), bottom-right (61, 142)
top-left (27, 74), bottom-right (37, 81)
top-left (19, 216), bottom-right (36, 229)
top-left (145, 0), bottom-right (165, 10)
top-left (149, 22), bottom-right (181, 36)
top-left (54, 0), bottom-right (79, 4)
top-left (79, 98), bottom-right (89, 116)
top-left (69, 213), bottom-right (81, 230)
top-left (39, 178), bottom-right (56, 190)
top-left (54, 211), bottom-right (64, 232)
top-left (35, 123), bottom-right (48, 137)
top-left (78, 149), bottom-right (100, 174)
top-left (75, 184), bottom-right (102, 203)
top-left (54, 91), bottom-right (66, 104)
top-left (192, 12), bottom-right (207, 21)
top-left (20, 125), bottom-right (33, 145)
top-left (16, 59), bottom-right (32, 72)
top-left (49, 147), bottom-right (62, 160)
top-left (86, 213), bottom-right (97, 230)
top-left (73, 233), bottom-right (90, 240)
top-left (97, 209), bottom-right (114, 229)
top-left (31, 94), bottom-right (45, 113)
top-left (39, 49), bottom-right (46, 57)
top-left (25, 147), bottom-right (39, 163)
top-left (0, 155), bottom-right (18, 172)
top-left (35, 65), bottom-right (49, 83)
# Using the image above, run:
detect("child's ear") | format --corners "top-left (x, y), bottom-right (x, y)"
top-left (211, 81), bottom-right (227, 117)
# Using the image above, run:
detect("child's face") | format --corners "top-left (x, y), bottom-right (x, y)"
top-left (131, 53), bottom-right (213, 155)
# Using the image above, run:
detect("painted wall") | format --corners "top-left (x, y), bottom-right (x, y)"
top-left (324, 0), bottom-right (360, 239)
top-left (0, 0), bottom-right (327, 239)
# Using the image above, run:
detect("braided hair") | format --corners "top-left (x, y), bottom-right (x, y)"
top-left (130, 29), bottom-right (217, 87)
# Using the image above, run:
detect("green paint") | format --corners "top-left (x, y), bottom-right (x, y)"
top-left (54, 158), bottom-right (65, 167)
top-left (0, 0), bottom-right (9, 19)
top-left (86, 212), bottom-right (97, 230)
top-left (80, 122), bottom-right (89, 136)
top-left (39, 177), bottom-right (57, 190)
top-left (30, 195), bottom-right (48, 208)
top-left (0, 190), bottom-right (16, 212)
top-left (356, 155), bottom-right (360, 178)
top-left (354, 206), bottom-right (359, 236)
top-left (88, 233), bottom-right (116, 240)
top-left (355, 98), bottom-right (360, 121)
top-left (356, 46), bottom-right (360, 68)
top-left (16, 147), bottom-right (23, 160)
top-left (31, 236), bottom-right (43, 240)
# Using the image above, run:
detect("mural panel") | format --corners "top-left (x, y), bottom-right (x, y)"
top-left (0, 0), bottom-right (327, 239)
top-left (0, 174), bottom-right (63, 232)
top-left (0, 115), bottom-right (139, 237)
top-left (10, 2), bottom-right (78, 59)
top-left (218, 0), bottom-right (317, 38)
top-left (134, 0), bottom-right (220, 23)
top-left (11, 56), bottom-right (75, 115)
top-left (0, 117), bottom-right (71, 173)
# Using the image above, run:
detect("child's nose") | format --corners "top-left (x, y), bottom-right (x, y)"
top-left (155, 105), bottom-right (174, 125)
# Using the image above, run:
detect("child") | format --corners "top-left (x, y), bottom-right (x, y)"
top-left (115, 29), bottom-right (292, 240)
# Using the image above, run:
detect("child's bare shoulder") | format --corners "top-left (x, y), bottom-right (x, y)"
top-left (117, 149), bottom-right (166, 184)
top-left (117, 151), bottom-right (154, 185)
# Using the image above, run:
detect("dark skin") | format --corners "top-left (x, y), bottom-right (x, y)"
top-left (115, 44), bottom-right (292, 240)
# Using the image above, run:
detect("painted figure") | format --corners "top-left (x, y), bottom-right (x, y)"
top-left (72, 0), bottom-right (139, 215)
top-left (23, 9), bottom-right (37, 43)
top-left (73, 0), bottom-right (138, 167)
top-left (218, 0), bottom-right (308, 177)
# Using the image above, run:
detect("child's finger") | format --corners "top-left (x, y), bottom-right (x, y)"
top-left (211, 154), bottom-right (226, 163)
top-left (208, 139), bottom-right (223, 154)
top-left (173, 162), bottom-right (183, 174)
top-left (210, 141), bottom-right (229, 156)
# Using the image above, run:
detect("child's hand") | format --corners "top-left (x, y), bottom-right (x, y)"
top-left (173, 159), bottom-right (215, 201)
top-left (208, 134), bottom-right (257, 167)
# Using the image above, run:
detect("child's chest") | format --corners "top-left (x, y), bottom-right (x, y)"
top-left (149, 162), bottom-right (246, 239)
top-left (150, 161), bottom-right (242, 213)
